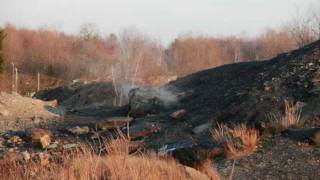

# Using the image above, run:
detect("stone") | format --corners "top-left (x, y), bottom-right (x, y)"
top-left (7, 136), bottom-right (23, 146)
top-left (30, 128), bottom-right (51, 148)
top-left (170, 109), bottom-right (186, 119)
top-left (192, 123), bottom-right (210, 135)
top-left (32, 116), bottom-right (41, 124)
top-left (63, 143), bottom-right (78, 149)
top-left (68, 126), bottom-right (90, 135)
top-left (312, 131), bottom-right (320, 146)
top-left (96, 117), bottom-right (132, 130)
top-left (129, 122), bottom-right (160, 140)
top-left (45, 99), bottom-right (58, 108)
top-left (21, 151), bottom-right (31, 161)
top-left (46, 143), bottom-right (59, 149)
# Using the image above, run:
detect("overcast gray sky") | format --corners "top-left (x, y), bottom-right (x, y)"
top-left (0, 0), bottom-right (318, 44)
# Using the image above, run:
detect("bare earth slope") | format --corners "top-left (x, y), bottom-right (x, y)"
top-left (30, 40), bottom-right (320, 179)
top-left (143, 39), bottom-right (320, 148)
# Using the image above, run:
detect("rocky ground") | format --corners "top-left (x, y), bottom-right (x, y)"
top-left (215, 135), bottom-right (320, 179)
top-left (1, 40), bottom-right (320, 179)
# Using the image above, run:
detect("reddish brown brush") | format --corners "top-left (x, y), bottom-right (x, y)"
top-left (269, 100), bottom-right (303, 133)
top-left (212, 124), bottom-right (259, 160)
top-left (0, 135), bottom-right (221, 180)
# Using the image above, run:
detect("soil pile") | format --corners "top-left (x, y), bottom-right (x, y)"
top-left (140, 40), bottom-right (320, 148)
top-left (0, 92), bottom-right (59, 132)
top-left (35, 82), bottom-right (116, 109)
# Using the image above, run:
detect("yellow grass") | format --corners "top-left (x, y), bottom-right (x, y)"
top-left (212, 124), bottom-right (259, 160)
top-left (269, 100), bottom-right (303, 133)
top-left (0, 135), bottom-right (220, 180)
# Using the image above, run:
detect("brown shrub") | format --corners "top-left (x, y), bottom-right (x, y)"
top-left (0, 136), bottom-right (220, 180)
top-left (212, 124), bottom-right (259, 160)
top-left (268, 100), bottom-right (303, 133)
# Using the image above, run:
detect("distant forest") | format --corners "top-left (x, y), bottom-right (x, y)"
top-left (0, 6), bottom-right (319, 92)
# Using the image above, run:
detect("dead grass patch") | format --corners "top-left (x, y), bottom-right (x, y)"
top-left (0, 134), bottom-right (220, 180)
top-left (211, 124), bottom-right (259, 160)
top-left (269, 100), bottom-right (303, 133)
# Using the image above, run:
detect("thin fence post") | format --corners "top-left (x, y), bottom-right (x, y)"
top-left (15, 67), bottom-right (18, 93)
top-left (37, 72), bottom-right (40, 91)
top-left (11, 62), bottom-right (15, 93)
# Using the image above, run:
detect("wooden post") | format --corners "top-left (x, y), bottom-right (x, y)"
top-left (11, 62), bottom-right (15, 92)
top-left (15, 67), bottom-right (18, 93)
top-left (37, 72), bottom-right (40, 91)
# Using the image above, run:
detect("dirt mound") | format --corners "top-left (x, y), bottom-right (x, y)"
top-left (0, 92), bottom-right (60, 132)
top-left (34, 40), bottom-right (320, 149)
top-left (139, 40), bottom-right (320, 148)
top-left (35, 82), bottom-right (116, 109)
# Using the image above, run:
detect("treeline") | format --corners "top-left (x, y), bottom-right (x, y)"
top-left (0, 7), bottom-right (319, 86)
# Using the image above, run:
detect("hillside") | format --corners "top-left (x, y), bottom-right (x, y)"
top-left (1, 40), bottom-right (320, 179)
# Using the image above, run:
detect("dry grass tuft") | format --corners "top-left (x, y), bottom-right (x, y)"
top-left (212, 124), bottom-right (259, 160)
top-left (269, 100), bottom-right (303, 133)
top-left (211, 124), bottom-right (229, 144)
top-left (0, 134), bottom-right (220, 180)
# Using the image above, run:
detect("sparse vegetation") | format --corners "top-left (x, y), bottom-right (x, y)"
top-left (269, 100), bottom-right (303, 133)
top-left (212, 124), bottom-right (259, 160)
top-left (0, 135), bottom-right (220, 180)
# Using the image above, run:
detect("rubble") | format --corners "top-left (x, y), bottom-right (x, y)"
top-left (30, 128), bottom-right (51, 148)
top-left (170, 109), bottom-right (186, 119)
top-left (7, 136), bottom-right (22, 146)
top-left (68, 126), bottom-right (90, 135)
top-left (21, 151), bottom-right (31, 161)
top-left (63, 143), bottom-right (78, 149)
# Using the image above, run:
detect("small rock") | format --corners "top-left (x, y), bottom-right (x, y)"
top-left (7, 136), bottom-right (23, 146)
top-left (32, 117), bottom-right (41, 124)
top-left (45, 99), bottom-right (58, 108)
top-left (192, 123), bottom-right (210, 135)
top-left (46, 143), bottom-right (59, 149)
top-left (170, 109), bottom-right (186, 119)
top-left (312, 131), bottom-right (320, 146)
top-left (30, 128), bottom-right (51, 148)
top-left (96, 117), bottom-right (132, 130)
top-left (21, 151), bottom-right (31, 161)
top-left (68, 126), bottom-right (90, 135)
top-left (63, 143), bottom-right (78, 149)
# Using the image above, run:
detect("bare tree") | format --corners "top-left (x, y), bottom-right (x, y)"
top-left (288, 6), bottom-right (318, 47)
top-left (79, 23), bottom-right (100, 40)
top-left (309, 2), bottom-right (320, 39)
